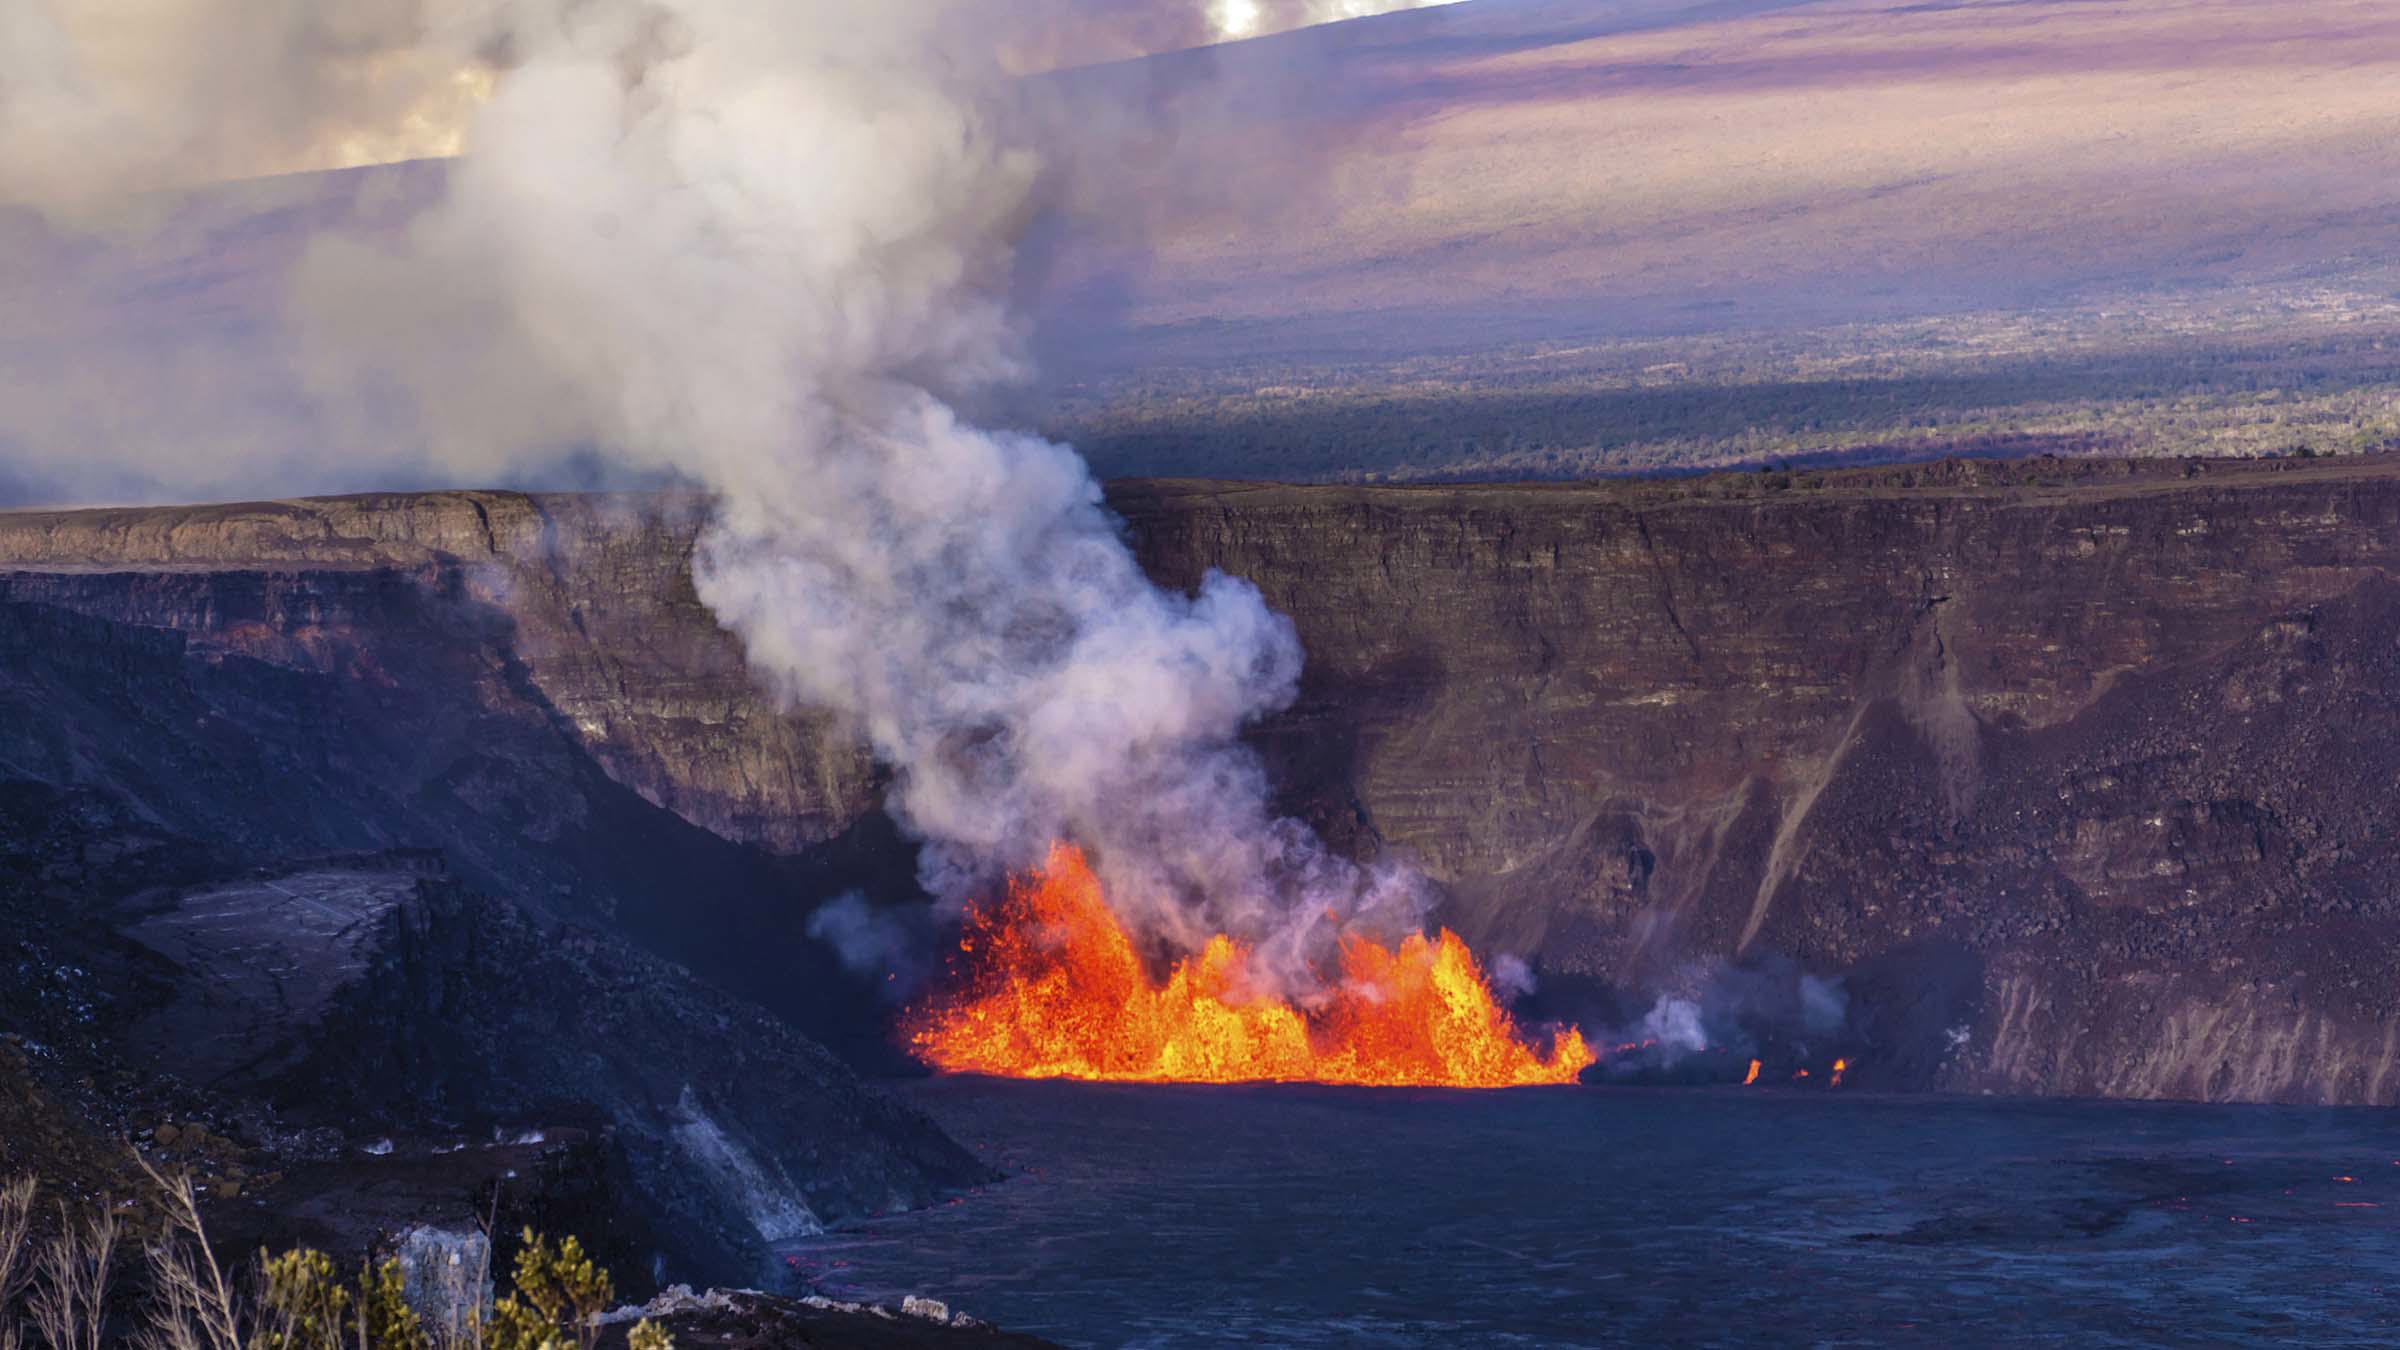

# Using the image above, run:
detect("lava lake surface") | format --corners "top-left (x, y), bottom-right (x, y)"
top-left (783, 1078), bottom-right (2400, 1347)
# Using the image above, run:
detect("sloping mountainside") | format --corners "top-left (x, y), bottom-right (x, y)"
top-left (0, 508), bottom-right (986, 1291)
top-left (16, 0), bottom-right (2400, 504)
top-left (1049, 0), bottom-right (2400, 345)
top-left (6, 454), bottom-right (2400, 1132)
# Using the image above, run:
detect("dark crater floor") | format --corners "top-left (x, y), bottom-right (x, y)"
top-left (783, 1078), bottom-right (2400, 1348)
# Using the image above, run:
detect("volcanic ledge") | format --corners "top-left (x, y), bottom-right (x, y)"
top-left (3, 453), bottom-right (2400, 1119)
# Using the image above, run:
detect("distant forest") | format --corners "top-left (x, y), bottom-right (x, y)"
top-left (1049, 300), bottom-right (2400, 483)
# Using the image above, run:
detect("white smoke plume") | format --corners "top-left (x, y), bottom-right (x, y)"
top-left (807, 892), bottom-right (937, 998)
top-left (304, 0), bottom-right (1432, 963)
top-left (0, 0), bottom-right (1463, 211)
top-left (1601, 965), bottom-right (1852, 1072)
top-left (1488, 953), bottom-right (1538, 1003)
top-left (0, 0), bottom-right (488, 218)
top-left (1639, 996), bottom-right (1709, 1059)
top-left (0, 0), bottom-right (1441, 974)
top-left (0, 0), bottom-right (1433, 508)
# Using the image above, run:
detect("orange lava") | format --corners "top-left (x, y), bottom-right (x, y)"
top-left (1742, 1059), bottom-right (1761, 1086)
top-left (1829, 1057), bottom-right (1850, 1088)
top-left (908, 844), bottom-right (1594, 1087)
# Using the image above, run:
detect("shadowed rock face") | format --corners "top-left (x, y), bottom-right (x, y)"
top-left (1122, 457), bottom-right (2400, 1104)
top-left (0, 544), bottom-right (983, 1289)
top-left (6, 455), bottom-right (2400, 1106)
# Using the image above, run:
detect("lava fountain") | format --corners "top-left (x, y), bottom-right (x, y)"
top-left (909, 845), bottom-right (1595, 1087)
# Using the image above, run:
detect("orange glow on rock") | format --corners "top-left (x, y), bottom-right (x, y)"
top-left (908, 844), bottom-right (1594, 1087)
top-left (1829, 1057), bottom-right (1849, 1088)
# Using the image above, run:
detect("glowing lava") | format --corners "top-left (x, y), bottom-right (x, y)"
top-left (909, 845), bottom-right (1594, 1087)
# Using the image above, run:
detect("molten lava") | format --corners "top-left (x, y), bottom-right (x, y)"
top-left (909, 845), bottom-right (1594, 1087)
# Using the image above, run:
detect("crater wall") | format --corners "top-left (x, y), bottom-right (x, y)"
top-left (9, 455), bottom-right (2400, 1104)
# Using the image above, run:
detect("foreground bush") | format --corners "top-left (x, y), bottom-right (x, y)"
top-left (0, 1162), bottom-right (670, 1350)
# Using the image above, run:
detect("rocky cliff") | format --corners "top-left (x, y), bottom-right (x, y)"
top-left (1121, 456), bottom-right (2400, 1104)
top-left (6, 455), bottom-right (2400, 1108)
top-left (0, 510), bottom-right (984, 1291)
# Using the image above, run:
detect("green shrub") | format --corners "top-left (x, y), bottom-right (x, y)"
top-left (485, 1232), bottom-right (615, 1350)
top-left (258, 1249), bottom-right (350, 1350)
top-left (0, 1168), bottom-right (669, 1350)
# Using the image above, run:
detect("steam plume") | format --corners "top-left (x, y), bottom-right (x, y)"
top-left (0, 0), bottom-right (1463, 208)
top-left (0, 0), bottom-right (1451, 979)
top-left (278, 0), bottom-right (1421, 967)
top-left (0, 0), bottom-right (1431, 508)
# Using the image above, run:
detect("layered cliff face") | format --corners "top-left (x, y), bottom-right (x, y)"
top-left (6, 455), bottom-right (2400, 1107)
top-left (0, 492), bottom-right (876, 853)
top-left (1122, 458), bottom-right (2400, 1104)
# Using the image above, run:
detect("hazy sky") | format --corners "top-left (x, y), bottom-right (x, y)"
top-left (0, 0), bottom-right (1463, 202)
top-left (4, 0), bottom-right (2398, 506)
top-left (1092, 0), bottom-right (2400, 339)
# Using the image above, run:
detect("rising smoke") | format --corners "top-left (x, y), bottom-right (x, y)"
top-left (0, 0), bottom-right (1445, 509)
top-left (1597, 961), bottom-right (1851, 1078)
top-left (1, 0), bottom-right (1441, 977)
top-left (299, 0), bottom-right (1432, 965)
top-left (0, 0), bottom-right (1461, 208)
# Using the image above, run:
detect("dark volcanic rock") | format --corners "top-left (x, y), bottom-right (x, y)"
top-left (0, 554), bottom-right (907, 1066)
top-left (8, 455), bottom-right (2400, 1106)
top-left (0, 606), bottom-right (988, 1287)
top-left (116, 860), bottom-right (440, 1084)
top-left (1114, 457), bottom-right (2400, 1103)
top-left (0, 1041), bottom-right (134, 1198)
top-left (91, 849), bottom-right (988, 1286)
top-left (599, 1288), bottom-right (1060, 1349)
top-left (272, 869), bottom-right (987, 1285)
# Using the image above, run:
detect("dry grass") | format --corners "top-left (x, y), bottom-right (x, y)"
top-left (26, 1207), bottom-right (115, 1350)
top-left (0, 1163), bottom-right (666, 1350)
top-left (130, 1158), bottom-right (241, 1350)
top-left (0, 1177), bottom-right (35, 1350)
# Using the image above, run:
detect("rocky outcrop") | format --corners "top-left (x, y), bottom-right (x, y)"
top-left (0, 493), bottom-right (875, 855)
top-left (597, 1287), bottom-right (1059, 1348)
top-left (7, 454), bottom-right (2400, 1106)
top-left (1120, 457), bottom-right (2400, 1103)
top-left (296, 868), bottom-right (982, 1278)
top-left (0, 540), bottom-right (911, 1063)
top-left (0, 590), bottom-right (987, 1290)
top-left (109, 853), bottom-right (984, 1284)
